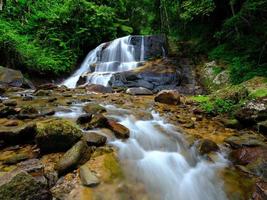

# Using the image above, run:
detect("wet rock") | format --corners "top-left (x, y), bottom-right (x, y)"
top-left (79, 165), bottom-right (100, 187)
top-left (107, 120), bottom-right (130, 139)
top-left (34, 89), bottom-right (52, 96)
top-left (47, 97), bottom-right (57, 103)
top-left (35, 119), bottom-right (83, 153)
top-left (252, 180), bottom-right (267, 200)
top-left (154, 90), bottom-right (180, 105)
top-left (197, 139), bottom-right (219, 155)
top-left (225, 134), bottom-right (266, 148)
top-left (0, 66), bottom-right (34, 89)
top-left (83, 132), bottom-right (107, 147)
top-left (0, 123), bottom-right (36, 144)
top-left (83, 103), bottom-right (106, 115)
top-left (3, 100), bottom-right (17, 107)
top-left (87, 114), bottom-right (108, 129)
top-left (126, 87), bottom-right (153, 95)
top-left (0, 170), bottom-right (52, 200)
top-left (3, 120), bottom-right (19, 127)
top-left (76, 114), bottom-right (92, 125)
top-left (22, 95), bottom-right (34, 101)
top-left (55, 141), bottom-right (92, 175)
top-left (85, 84), bottom-right (112, 93)
top-left (257, 120), bottom-right (267, 135)
top-left (0, 106), bottom-right (19, 118)
top-left (19, 105), bottom-right (38, 114)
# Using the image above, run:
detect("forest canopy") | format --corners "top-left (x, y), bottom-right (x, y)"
top-left (0, 0), bottom-right (266, 83)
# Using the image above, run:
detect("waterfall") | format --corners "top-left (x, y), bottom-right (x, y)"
top-left (62, 35), bottom-right (147, 88)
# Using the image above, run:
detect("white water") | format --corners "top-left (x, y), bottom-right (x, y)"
top-left (55, 103), bottom-right (228, 200)
top-left (62, 36), bottom-right (146, 88)
top-left (140, 36), bottom-right (145, 61)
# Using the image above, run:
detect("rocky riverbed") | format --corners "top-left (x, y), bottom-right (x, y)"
top-left (0, 81), bottom-right (266, 200)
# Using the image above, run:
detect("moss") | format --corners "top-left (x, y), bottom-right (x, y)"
top-left (103, 153), bottom-right (124, 183)
top-left (249, 88), bottom-right (267, 99)
top-left (190, 95), bottom-right (210, 103)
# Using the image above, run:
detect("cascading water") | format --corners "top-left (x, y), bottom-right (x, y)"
top-left (62, 36), bottom-right (146, 88)
top-left (54, 103), bottom-right (228, 200)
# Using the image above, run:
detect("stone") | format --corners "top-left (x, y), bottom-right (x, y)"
top-left (107, 120), bottom-right (130, 139)
top-left (83, 132), bottom-right (107, 147)
top-left (0, 66), bottom-right (34, 89)
top-left (126, 87), bottom-right (153, 95)
top-left (224, 134), bottom-right (266, 149)
top-left (3, 100), bottom-right (17, 107)
top-left (197, 139), bottom-right (219, 155)
top-left (35, 119), bottom-right (83, 153)
top-left (252, 180), bottom-right (267, 200)
top-left (0, 106), bottom-right (19, 118)
top-left (37, 83), bottom-right (58, 90)
top-left (0, 123), bottom-right (36, 144)
top-left (79, 165), bottom-right (100, 187)
top-left (83, 103), bottom-right (106, 115)
top-left (34, 89), bottom-right (52, 96)
top-left (55, 141), bottom-right (92, 175)
top-left (235, 98), bottom-right (267, 125)
top-left (221, 118), bottom-right (241, 129)
top-left (0, 170), bottom-right (52, 200)
top-left (154, 90), bottom-right (181, 105)
top-left (76, 114), bottom-right (92, 125)
top-left (87, 114), bottom-right (108, 129)
top-left (257, 120), bottom-right (267, 135)
top-left (86, 84), bottom-right (112, 93)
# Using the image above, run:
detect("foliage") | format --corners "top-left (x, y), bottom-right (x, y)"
top-left (0, 0), bottom-right (132, 75)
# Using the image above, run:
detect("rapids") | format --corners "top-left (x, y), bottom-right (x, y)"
top-left (55, 103), bottom-right (228, 200)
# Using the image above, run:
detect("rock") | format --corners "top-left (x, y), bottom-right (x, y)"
top-left (221, 118), bottom-right (241, 129)
top-left (79, 165), bottom-right (100, 187)
top-left (154, 90), bottom-right (180, 105)
top-left (258, 120), bottom-right (267, 135)
top-left (126, 87), bottom-right (153, 95)
top-left (0, 170), bottom-right (52, 200)
top-left (252, 180), bottom-right (267, 200)
top-left (0, 66), bottom-right (34, 89)
top-left (37, 83), bottom-right (58, 90)
top-left (3, 100), bottom-right (17, 107)
top-left (230, 147), bottom-right (267, 165)
top-left (107, 120), bottom-right (130, 139)
top-left (197, 139), bottom-right (219, 155)
top-left (83, 103), bottom-right (106, 115)
top-left (0, 123), bottom-right (36, 144)
top-left (76, 114), bottom-right (92, 125)
top-left (0, 106), bottom-right (19, 118)
top-left (213, 70), bottom-right (230, 85)
top-left (212, 85), bottom-right (248, 103)
top-left (19, 105), bottom-right (39, 115)
top-left (85, 84), bottom-right (112, 93)
top-left (3, 120), bottom-right (19, 127)
top-left (224, 134), bottom-right (266, 148)
top-left (55, 141), bottom-right (92, 175)
top-left (235, 98), bottom-right (267, 125)
top-left (83, 132), bottom-right (107, 147)
top-left (35, 119), bottom-right (83, 153)
top-left (22, 95), bottom-right (34, 101)
top-left (47, 97), bottom-right (57, 103)
top-left (34, 89), bottom-right (52, 96)
top-left (87, 114), bottom-right (108, 129)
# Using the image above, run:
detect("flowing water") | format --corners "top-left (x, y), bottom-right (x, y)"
top-left (55, 103), bottom-right (228, 200)
top-left (62, 36), bottom-right (146, 88)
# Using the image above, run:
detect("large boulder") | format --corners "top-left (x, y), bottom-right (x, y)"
top-left (82, 132), bottom-right (107, 147)
top-left (0, 66), bottom-right (34, 89)
top-left (154, 90), bottom-right (181, 105)
top-left (85, 84), bottom-right (112, 93)
top-left (0, 123), bottom-right (36, 144)
top-left (0, 170), bottom-right (52, 200)
top-left (35, 119), bottom-right (83, 153)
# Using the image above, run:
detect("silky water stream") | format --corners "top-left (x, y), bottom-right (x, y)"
top-left (54, 103), bottom-right (228, 200)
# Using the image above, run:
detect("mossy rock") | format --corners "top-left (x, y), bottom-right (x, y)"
top-left (83, 103), bottom-right (106, 115)
top-left (35, 119), bottom-right (82, 153)
top-left (0, 171), bottom-right (52, 200)
top-left (211, 85), bottom-right (248, 103)
top-left (56, 141), bottom-right (93, 175)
